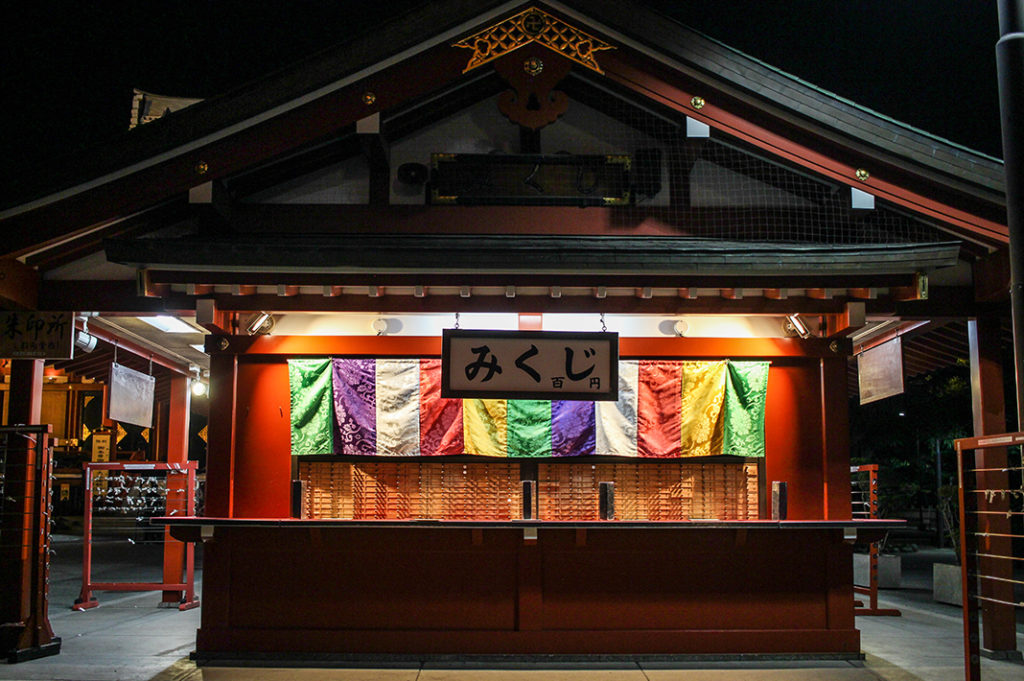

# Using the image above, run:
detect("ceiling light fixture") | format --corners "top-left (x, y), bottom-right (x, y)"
top-left (784, 314), bottom-right (812, 339)
top-left (139, 315), bottom-right (198, 334)
top-left (245, 312), bottom-right (275, 336)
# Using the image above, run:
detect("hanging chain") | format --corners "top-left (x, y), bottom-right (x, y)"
top-left (454, 312), bottom-right (460, 329)
top-left (148, 355), bottom-right (153, 375)
top-left (113, 342), bottom-right (118, 365)
top-left (600, 312), bottom-right (607, 332)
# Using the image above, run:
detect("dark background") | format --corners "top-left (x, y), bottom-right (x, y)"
top-left (0, 0), bottom-right (1004, 200)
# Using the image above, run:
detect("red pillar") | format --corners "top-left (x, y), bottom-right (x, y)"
top-left (820, 357), bottom-right (852, 520)
top-left (1, 360), bottom-right (59, 660)
top-left (161, 374), bottom-right (190, 605)
top-left (205, 350), bottom-right (238, 518)
top-left (967, 317), bottom-right (1018, 655)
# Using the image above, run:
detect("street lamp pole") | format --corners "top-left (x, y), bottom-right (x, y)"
top-left (996, 0), bottom-right (1024, 428)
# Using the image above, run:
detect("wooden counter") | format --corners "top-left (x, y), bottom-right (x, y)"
top-left (159, 518), bottom-right (901, 660)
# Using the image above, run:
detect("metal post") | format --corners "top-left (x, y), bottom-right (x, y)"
top-left (997, 0), bottom-right (1024, 428)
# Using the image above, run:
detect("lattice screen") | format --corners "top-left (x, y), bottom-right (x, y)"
top-left (299, 460), bottom-right (758, 521)
top-left (537, 462), bottom-right (758, 521)
top-left (300, 461), bottom-right (522, 520)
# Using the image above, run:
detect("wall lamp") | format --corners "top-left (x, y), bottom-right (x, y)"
top-left (784, 314), bottom-right (812, 339)
top-left (245, 311), bottom-right (275, 335)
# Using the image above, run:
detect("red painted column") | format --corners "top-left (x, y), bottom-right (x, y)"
top-left (0, 360), bottom-right (50, 657)
top-left (161, 374), bottom-right (190, 605)
top-left (967, 317), bottom-right (1018, 654)
top-left (205, 349), bottom-right (238, 518)
top-left (820, 357), bottom-right (852, 520)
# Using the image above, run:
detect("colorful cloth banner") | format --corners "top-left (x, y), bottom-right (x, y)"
top-left (288, 358), bottom-right (768, 458)
top-left (287, 358), bottom-right (335, 455)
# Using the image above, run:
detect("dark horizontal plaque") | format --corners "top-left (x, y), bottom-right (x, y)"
top-left (430, 153), bottom-right (630, 206)
top-left (0, 311), bottom-right (74, 359)
top-left (442, 329), bottom-right (618, 401)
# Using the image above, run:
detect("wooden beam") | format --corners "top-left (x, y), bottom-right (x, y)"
top-left (143, 267), bottom-right (920, 291)
top-left (825, 302), bottom-right (866, 339)
top-left (189, 180), bottom-right (235, 234)
top-left (196, 299), bottom-right (233, 335)
top-left (356, 113), bottom-right (390, 206)
top-left (0, 258), bottom-right (38, 310)
top-left (973, 249), bottom-right (1010, 302)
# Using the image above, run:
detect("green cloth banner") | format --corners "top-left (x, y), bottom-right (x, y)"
top-left (721, 361), bottom-right (769, 458)
top-left (508, 399), bottom-right (553, 457)
top-left (288, 359), bottom-right (334, 455)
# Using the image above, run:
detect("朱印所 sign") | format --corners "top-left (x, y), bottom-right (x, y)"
top-left (0, 311), bottom-right (74, 359)
top-left (442, 329), bottom-right (618, 400)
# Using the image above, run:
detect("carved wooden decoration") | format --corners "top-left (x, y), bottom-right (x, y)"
top-left (454, 6), bottom-right (614, 74)
top-left (494, 45), bottom-right (572, 130)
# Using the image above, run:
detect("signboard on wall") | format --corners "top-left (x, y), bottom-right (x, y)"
top-left (857, 337), bottom-right (904, 405)
top-left (0, 311), bottom-right (74, 359)
top-left (91, 431), bottom-right (112, 462)
top-left (442, 329), bottom-right (618, 400)
top-left (108, 362), bottom-right (155, 428)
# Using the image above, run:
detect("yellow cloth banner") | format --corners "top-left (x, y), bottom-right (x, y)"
top-left (679, 360), bottom-right (728, 457)
top-left (463, 399), bottom-right (508, 457)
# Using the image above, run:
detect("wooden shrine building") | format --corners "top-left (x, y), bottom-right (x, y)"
top-left (0, 0), bottom-right (1016, 662)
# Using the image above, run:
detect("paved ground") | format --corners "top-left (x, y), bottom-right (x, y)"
top-left (2, 539), bottom-right (1022, 681)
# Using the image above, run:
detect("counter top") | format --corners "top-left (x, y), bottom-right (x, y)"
top-left (154, 516), bottom-right (905, 531)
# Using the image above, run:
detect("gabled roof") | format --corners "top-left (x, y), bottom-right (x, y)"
top-left (0, 0), bottom-right (1006, 254)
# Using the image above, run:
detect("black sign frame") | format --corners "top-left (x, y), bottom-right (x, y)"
top-left (442, 328), bottom-right (619, 401)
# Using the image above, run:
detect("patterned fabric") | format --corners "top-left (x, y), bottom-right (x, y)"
top-left (508, 400), bottom-right (553, 457)
top-left (722, 361), bottom-right (770, 458)
top-left (638, 361), bottom-right (683, 458)
top-left (292, 358), bottom-right (769, 458)
top-left (463, 399), bottom-right (507, 457)
top-left (596, 360), bottom-right (639, 457)
top-left (332, 358), bottom-right (376, 456)
top-left (679, 360), bottom-right (728, 458)
top-left (418, 359), bottom-right (463, 456)
top-left (287, 359), bottom-right (334, 455)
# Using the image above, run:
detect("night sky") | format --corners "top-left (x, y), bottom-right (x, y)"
top-left (0, 0), bottom-right (1004, 201)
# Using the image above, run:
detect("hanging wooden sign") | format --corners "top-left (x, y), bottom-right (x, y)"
top-left (442, 329), bottom-right (618, 400)
top-left (857, 337), bottom-right (904, 405)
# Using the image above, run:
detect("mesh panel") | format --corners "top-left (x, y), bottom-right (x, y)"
top-left (394, 78), bottom-right (951, 245)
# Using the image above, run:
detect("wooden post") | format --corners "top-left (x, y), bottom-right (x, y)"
top-left (820, 357), bottom-right (852, 520)
top-left (205, 348), bottom-right (238, 518)
top-left (161, 374), bottom-right (190, 606)
top-left (966, 317), bottom-right (1018, 655)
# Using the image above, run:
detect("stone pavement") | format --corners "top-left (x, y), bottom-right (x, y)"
top-left (1, 540), bottom-right (1021, 681)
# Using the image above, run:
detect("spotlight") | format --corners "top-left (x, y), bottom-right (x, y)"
top-left (74, 331), bottom-right (97, 353)
top-left (191, 380), bottom-right (208, 397)
top-left (245, 312), bottom-right (275, 335)
top-left (784, 314), bottom-right (812, 339)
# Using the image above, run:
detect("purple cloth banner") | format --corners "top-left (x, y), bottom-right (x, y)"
top-left (551, 400), bottom-right (595, 457)
top-left (332, 358), bottom-right (377, 456)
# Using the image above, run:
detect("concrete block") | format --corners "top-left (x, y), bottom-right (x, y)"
top-left (853, 552), bottom-right (901, 589)
top-left (932, 562), bottom-right (962, 606)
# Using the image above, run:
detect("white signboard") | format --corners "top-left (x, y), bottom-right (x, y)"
top-left (442, 329), bottom-right (618, 400)
top-left (108, 362), bottom-right (155, 428)
top-left (0, 311), bottom-right (74, 359)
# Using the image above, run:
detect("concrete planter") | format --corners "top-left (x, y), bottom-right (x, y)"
top-left (932, 562), bottom-right (962, 606)
top-left (854, 552), bottom-right (902, 589)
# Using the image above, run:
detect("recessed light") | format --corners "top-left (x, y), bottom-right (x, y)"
top-left (139, 316), bottom-right (198, 334)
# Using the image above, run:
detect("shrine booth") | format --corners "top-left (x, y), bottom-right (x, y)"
top-left (0, 0), bottom-right (1011, 664)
